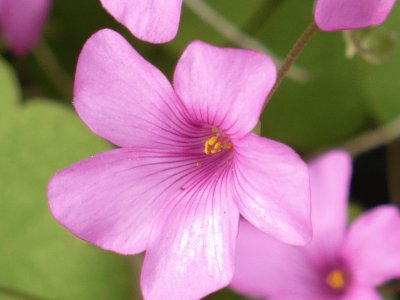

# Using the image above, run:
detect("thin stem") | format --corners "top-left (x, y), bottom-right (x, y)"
top-left (32, 39), bottom-right (73, 100)
top-left (184, 0), bottom-right (308, 82)
top-left (342, 116), bottom-right (400, 156)
top-left (244, 0), bottom-right (285, 35)
top-left (310, 115), bottom-right (400, 159)
top-left (267, 22), bottom-right (318, 103)
top-left (0, 285), bottom-right (49, 300)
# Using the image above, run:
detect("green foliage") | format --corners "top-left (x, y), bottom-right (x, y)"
top-left (0, 58), bottom-right (133, 300)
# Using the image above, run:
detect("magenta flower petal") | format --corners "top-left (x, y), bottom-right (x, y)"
top-left (315, 0), bottom-right (396, 31)
top-left (48, 148), bottom-right (195, 254)
top-left (50, 29), bottom-right (312, 298)
top-left (231, 220), bottom-right (316, 298)
top-left (306, 151), bottom-right (351, 261)
top-left (232, 134), bottom-right (311, 245)
top-left (141, 184), bottom-right (239, 299)
top-left (341, 205), bottom-right (400, 286)
top-left (343, 286), bottom-right (382, 300)
top-left (173, 41), bottom-right (276, 139)
top-left (99, 0), bottom-right (182, 43)
top-left (74, 29), bottom-right (190, 149)
top-left (0, 0), bottom-right (51, 55)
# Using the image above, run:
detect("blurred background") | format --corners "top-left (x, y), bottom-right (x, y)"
top-left (1, 0), bottom-right (400, 299)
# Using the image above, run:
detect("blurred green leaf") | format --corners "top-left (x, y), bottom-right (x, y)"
top-left (0, 57), bottom-right (20, 126)
top-left (0, 58), bottom-right (133, 300)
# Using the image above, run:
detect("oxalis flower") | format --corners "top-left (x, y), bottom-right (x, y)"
top-left (231, 150), bottom-right (400, 300)
top-left (48, 29), bottom-right (312, 299)
top-left (99, 0), bottom-right (182, 43)
top-left (0, 0), bottom-right (51, 55)
top-left (315, 0), bottom-right (397, 31)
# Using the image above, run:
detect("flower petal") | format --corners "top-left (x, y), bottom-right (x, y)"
top-left (232, 134), bottom-right (311, 245)
top-left (231, 220), bottom-right (317, 298)
top-left (74, 29), bottom-right (192, 149)
top-left (141, 173), bottom-right (239, 300)
top-left (48, 148), bottom-right (211, 254)
top-left (343, 286), bottom-right (383, 300)
top-left (173, 41), bottom-right (276, 139)
top-left (99, 0), bottom-right (182, 43)
top-left (341, 205), bottom-right (400, 286)
top-left (306, 151), bottom-right (352, 263)
top-left (315, 0), bottom-right (396, 31)
top-left (0, 0), bottom-right (51, 55)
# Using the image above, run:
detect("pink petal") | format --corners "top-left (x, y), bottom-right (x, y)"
top-left (232, 134), bottom-right (311, 245)
top-left (140, 173), bottom-right (239, 299)
top-left (231, 220), bottom-right (318, 298)
top-left (0, 0), bottom-right (51, 55)
top-left (99, 0), bottom-right (182, 43)
top-left (315, 0), bottom-right (396, 31)
top-left (341, 205), bottom-right (400, 286)
top-left (305, 151), bottom-right (352, 264)
top-left (343, 286), bottom-right (382, 300)
top-left (74, 29), bottom-right (192, 149)
top-left (48, 148), bottom-right (210, 254)
top-left (173, 41), bottom-right (276, 139)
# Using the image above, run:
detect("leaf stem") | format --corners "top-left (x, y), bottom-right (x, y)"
top-left (267, 22), bottom-right (318, 103)
top-left (342, 116), bottom-right (400, 156)
top-left (310, 115), bottom-right (400, 158)
top-left (243, 0), bottom-right (286, 35)
top-left (32, 39), bottom-right (73, 100)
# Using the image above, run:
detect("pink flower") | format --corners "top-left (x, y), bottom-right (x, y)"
top-left (231, 150), bottom-right (400, 300)
top-left (315, 0), bottom-right (396, 31)
top-left (48, 29), bottom-right (311, 299)
top-left (0, 0), bottom-right (51, 55)
top-left (99, 0), bottom-right (182, 43)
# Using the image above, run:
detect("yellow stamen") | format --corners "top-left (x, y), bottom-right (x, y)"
top-left (223, 142), bottom-right (232, 150)
top-left (326, 269), bottom-right (346, 290)
top-left (208, 135), bottom-right (218, 146)
top-left (210, 141), bottom-right (222, 154)
top-left (204, 130), bottom-right (233, 155)
top-left (204, 140), bottom-right (212, 155)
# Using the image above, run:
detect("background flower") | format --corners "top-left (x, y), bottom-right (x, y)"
top-left (231, 150), bottom-right (400, 299)
top-left (315, 0), bottom-right (397, 31)
top-left (99, 0), bottom-right (182, 43)
top-left (0, 0), bottom-right (51, 55)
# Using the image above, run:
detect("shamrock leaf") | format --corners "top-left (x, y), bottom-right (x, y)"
top-left (0, 57), bottom-right (135, 300)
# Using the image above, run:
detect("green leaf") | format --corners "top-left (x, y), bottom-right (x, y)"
top-left (0, 57), bottom-right (20, 127)
top-left (0, 59), bottom-right (133, 299)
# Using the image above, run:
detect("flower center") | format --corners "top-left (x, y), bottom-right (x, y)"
top-left (204, 130), bottom-right (232, 155)
top-left (326, 269), bottom-right (346, 290)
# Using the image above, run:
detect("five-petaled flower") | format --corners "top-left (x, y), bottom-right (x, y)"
top-left (231, 150), bottom-right (400, 300)
top-left (315, 0), bottom-right (397, 31)
top-left (0, 0), bottom-right (51, 55)
top-left (99, 0), bottom-right (182, 43)
top-left (48, 29), bottom-right (312, 299)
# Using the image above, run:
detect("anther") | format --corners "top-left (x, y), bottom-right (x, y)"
top-left (326, 269), bottom-right (346, 290)
top-left (204, 131), bottom-right (233, 155)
